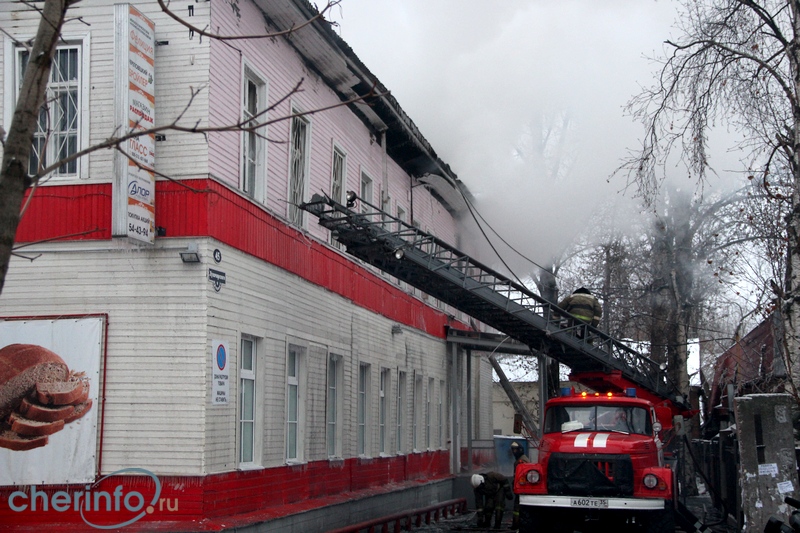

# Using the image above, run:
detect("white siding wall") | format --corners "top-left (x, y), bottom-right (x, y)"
top-left (0, 242), bottom-right (208, 475)
top-left (202, 242), bottom-right (450, 472)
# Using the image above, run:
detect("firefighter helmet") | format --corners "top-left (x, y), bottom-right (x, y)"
top-left (471, 474), bottom-right (484, 488)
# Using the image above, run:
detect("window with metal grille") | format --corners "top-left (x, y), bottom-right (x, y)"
top-left (330, 147), bottom-right (346, 247)
top-left (288, 113), bottom-right (309, 226)
top-left (18, 46), bottom-right (81, 177)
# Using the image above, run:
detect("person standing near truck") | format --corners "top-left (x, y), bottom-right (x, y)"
top-left (510, 441), bottom-right (530, 530)
top-left (472, 471), bottom-right (513, 529)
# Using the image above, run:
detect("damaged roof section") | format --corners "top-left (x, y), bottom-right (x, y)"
top-left (254, 0), bottom-right (469, 213)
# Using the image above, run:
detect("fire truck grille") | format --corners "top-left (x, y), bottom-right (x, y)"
top-left (546, 453), bottom-right (634, 497)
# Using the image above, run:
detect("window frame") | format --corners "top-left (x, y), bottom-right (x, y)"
top-left (413, 372), bottom-right (423, 451)
top-left (286, 342), bottom-right (306, 463)
top-left (4, 33), bottom-right (91, 181)
top-left (396, 370), bottom-right (406, 454)
top-left (357, 362), bottom-right (370, 457)
top-left (359, 170), bottom-right (374, 214)
top-left (379, 368), bottom-right (390, 455)
top-left (240, 62), bottom-right (268, 203)
top-left (329, 144), bottom-right (347, 248)
top-left (287, 106), bottom-right (311, 227)
top-left (326, 352), bottom-right (344, 458)
top-left (239, 336), bottom-right (259, 467)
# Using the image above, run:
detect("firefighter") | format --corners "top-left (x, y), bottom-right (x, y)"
top-left (510, 441), bottom-right (530, 530)
top-left (471, 472), bottom-right (513, 529)
top-left (557, 287), bottom-right (602, 327)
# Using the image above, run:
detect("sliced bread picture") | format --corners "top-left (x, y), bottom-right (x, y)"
top-left (0, 344), bottom-right (94, 451)
top-left (0, 344), bottom-right (69, 420)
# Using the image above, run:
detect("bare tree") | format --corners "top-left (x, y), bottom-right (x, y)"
top-left (0, 0), bottom-right (366, 295)
top-left (621, 0), bottom-right (800, 389)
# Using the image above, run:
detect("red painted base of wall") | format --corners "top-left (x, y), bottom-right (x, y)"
top-left (0, 451), bottom-right (451, 532)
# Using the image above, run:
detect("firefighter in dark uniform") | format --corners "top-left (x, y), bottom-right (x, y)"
top-left (557, 287), bottom-right (602, 327)
top-left (510, 441), bottom-right (530, 530)
top-left (471, 471), bottom-right (513, 529)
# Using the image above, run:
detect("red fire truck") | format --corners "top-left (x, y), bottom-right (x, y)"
top-left (515, 385), bottom-right (679, 532)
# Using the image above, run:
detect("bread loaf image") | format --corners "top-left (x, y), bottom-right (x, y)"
top-left (0, 344), bottom-right (69, 420)
top-left (0, 343), bottom-right (93, 451)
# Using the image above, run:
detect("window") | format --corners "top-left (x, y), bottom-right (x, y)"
top-left (426, 378), bottom-right (434, 449)
top-left (286, 344), bottom-right (306, 461)
top-left (288, 112), bottom-right (310, 226)
top-left (242, 66), bottom-right (266, 201)
top-left (413, 373), bottom-right (423, 450)
top-left (357, 363), bottom-right (370, 456)
top-left (360, 172), bottom-right (373, 214)
top-left (327, 353), bottom-right (343, 458)
top-left (239, 337), bottom-right (256, 464)
top-left (379, 368), bottom-right (390, 454)
top-left (543, 404), bottom-right (652, 436)
top-left (439, 379), bottom-right (445, 448)
top-left (15, 43), bottom-right (84, 177)
top-left (396, 371), bottom-right (406, 453)
top-left (396, 205), bottom-right (406, 229)
top-left (330, 146), bottom-right (346, 248)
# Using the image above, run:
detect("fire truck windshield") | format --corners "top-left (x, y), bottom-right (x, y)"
top-left (544, 405), bottom-right (652, 435)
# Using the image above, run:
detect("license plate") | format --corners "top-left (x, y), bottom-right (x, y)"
top-left (570, 498), bottom-right (609, 508)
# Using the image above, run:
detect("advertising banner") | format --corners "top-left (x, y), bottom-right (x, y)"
top-left (0, 317), bottom-right (103, 485)
top-left (115, 4), bottom-right (156, 244)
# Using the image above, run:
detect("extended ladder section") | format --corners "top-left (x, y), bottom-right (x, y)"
top-left (300, 193), bottom-right (690, 413)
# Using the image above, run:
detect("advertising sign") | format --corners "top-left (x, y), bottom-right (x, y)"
top-left (115, 4), bottom-right (156, 244)
top-left (0, 317), bottom-right (103, 485)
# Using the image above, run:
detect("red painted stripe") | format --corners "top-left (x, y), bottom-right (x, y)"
top-left (0, 452), bottom-right (451, 532)
top-left (16, 183), bottom-right (112, 242)
top-left (14, 179), bottom-right (461, 338)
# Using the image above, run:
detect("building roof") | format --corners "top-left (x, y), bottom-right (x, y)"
top-left (255, 0), bottom-right (469, 212)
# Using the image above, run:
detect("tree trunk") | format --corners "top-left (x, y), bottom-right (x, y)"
top-left (0, 0), bottom-right (69, 294)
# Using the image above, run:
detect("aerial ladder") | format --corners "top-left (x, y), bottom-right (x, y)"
top-left (300, 192), bottom-right (691, 415)
top-left (300, 192), bottom-right (709, 531)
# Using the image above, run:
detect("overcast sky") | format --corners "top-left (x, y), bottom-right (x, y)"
top-left (328, 1), bottom-right (692, 267)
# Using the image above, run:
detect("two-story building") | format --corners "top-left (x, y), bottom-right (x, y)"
top-left (0, 0), bottom-right (498, 531)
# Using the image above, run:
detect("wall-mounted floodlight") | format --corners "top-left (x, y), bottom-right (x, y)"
top-left (346, 191), bottom-right (357, 208)
top-left (180, 243), bottom-right (201, 263)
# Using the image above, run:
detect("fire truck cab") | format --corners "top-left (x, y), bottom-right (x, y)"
top-left (514, 388), bottom-right (676, 533)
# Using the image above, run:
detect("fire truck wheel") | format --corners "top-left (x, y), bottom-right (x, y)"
top-left (519, 507), bottom-right (568, 533)
top-left (644, 505), bottom-right (675, 533)
top-left (518, 507), bottom-right (550, 532)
